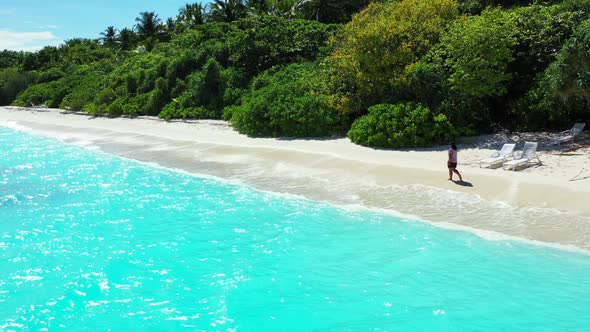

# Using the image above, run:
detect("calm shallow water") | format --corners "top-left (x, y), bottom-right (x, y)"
top-left (1, 127), bottom-right (590, 331)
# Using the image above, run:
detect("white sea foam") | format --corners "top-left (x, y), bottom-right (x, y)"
top-left (326, 202), bottom-right (590, 255)
top-left (0, 120), bottom-right (33, 133)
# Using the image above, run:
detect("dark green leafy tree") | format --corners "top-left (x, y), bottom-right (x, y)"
top-left (547, 20), bottom-right (590, 103)
top-left (59, 39), bottom-right (112, 67)
top-left (0, 50), bottom-right (25, 69)
top-left (227, 16), bottom-right (338, 77)
top-left (22, 46), bottom-right (60, 71)
top-left (516, 20), bottom-right (590, 128)
top-left (0, 68), bottom-right (37, 105)
top-left (508, 5), bottom-right (581, 98)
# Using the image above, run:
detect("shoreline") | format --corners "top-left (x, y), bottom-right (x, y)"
top-left (2, 106), bottom-right (590, 250)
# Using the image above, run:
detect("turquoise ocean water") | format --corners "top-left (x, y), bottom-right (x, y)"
top-left (1, 126), bottom-right (590, 331)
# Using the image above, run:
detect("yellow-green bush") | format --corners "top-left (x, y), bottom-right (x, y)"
top-left (328, 0), bottom-right (458, 116)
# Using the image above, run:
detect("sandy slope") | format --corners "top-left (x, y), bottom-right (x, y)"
top-left (1, 106), bottom-right (589, 250)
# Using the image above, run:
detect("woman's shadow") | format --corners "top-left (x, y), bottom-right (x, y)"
top-left (452, 180), bottom-right (474, 187)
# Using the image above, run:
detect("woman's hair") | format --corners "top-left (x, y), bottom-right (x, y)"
top-left (450, 142), bottom-right (457, 150)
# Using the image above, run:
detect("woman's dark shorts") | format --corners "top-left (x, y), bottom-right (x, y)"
top-left (448, 162), bottom-right (457, 169)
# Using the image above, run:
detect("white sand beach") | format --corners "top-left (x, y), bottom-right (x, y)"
top-left (1, 106), bottom-right (589, 250)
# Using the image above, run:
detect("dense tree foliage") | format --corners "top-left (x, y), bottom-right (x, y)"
top-left (0, 68), bottom-right (37, 105)
top-left (1, 0), bottom-right (589, 148)
top-left (440, 9), bottom-right (516, 98)
top-left (328, 0), bottom-right (458, 116)
top-left (0, 51), bottom-right (25, 70)
top-left (516, 19), bottom-right (590, 129)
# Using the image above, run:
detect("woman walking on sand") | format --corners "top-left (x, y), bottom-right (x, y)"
top-left (448, 142), bottom-right (463, 182)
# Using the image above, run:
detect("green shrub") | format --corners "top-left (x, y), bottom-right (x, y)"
top-left (159, 101), bottom-right (215, 120)
top-left (59, 68), bottom-right (107, 111)
top-left (95, 87), bottom-right (117, 107)
top-left (82, 102), bottom-right (106, 116)
top-left (348, 103), bottom-right (456, 148)
top-left (13, 80), bottom-right (62, 106)
top-left (107, 98), bottom-right (125, 117)
top-left (122, 94), bottom-right (149, 116)
top-left (231, 62), bottom-right (344, 137)
top-left (158, 102), bottom-right (178, 120)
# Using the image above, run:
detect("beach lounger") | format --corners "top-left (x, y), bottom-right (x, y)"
top-left (479, 143), bottom-right (516, 168)
top-left (503, 142), bottom-right (541, 171)
top-left (550, 122), bottom-right (585, 145)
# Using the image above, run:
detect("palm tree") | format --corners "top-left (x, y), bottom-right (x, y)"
top-left (166, 17), bottom-right (176, 31)
top-left (135, 11), bottom-right (163, 39)
top-left (246, 0), bottom-right (269, 14)
top-left (209, 0), bottom-right (248, 22)
top-left (117, 28), bottom-right (136, 51)
top-left (178, 3), bottom-right (208, 28)
top-left (298, 0), bottom-right (370, 23)
top-left (268, 0), bottom-right (300, 19)
top-left (100, 26), bottom-right (118, 47)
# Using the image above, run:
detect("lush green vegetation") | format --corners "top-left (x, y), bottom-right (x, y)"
top-left (231, 62), bottom-right (345, 137)
top-left (348, 103), bottom-right (455, 148)
top-left (1, 0), bottom-right (589, 148)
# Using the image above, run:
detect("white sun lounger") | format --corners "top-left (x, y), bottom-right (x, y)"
top-left (503, 142), bottom-right (541, 171)
top-left (479, 143), bottom-right (516, 168)
top-left (551, 122), bottom-right (585, 145)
